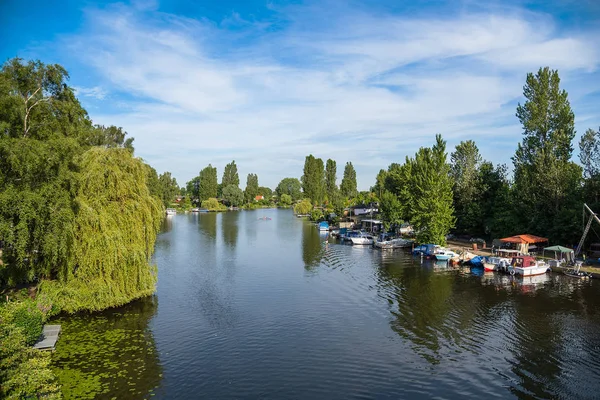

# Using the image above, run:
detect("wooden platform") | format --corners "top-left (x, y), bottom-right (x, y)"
top-left (33, 325), bottom-right (61, 350)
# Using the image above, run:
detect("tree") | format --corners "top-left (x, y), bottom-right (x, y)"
top-left (294, 199), bottom-right (313, 215)
top-left (512, 67), bottom-right (581, 242)
top-left (258, 186), bottom-right (273, 199)
top-left (186, 176), bottom-right (201, 200)
top-left (85, 125), bottom-right (134, 151)
top-left (222, 184), bottom-right (244, 207)
top-left (158, 172), bottom-right (178, 207)
top-left (371, 169), bottom-right (387, 200)
top-left (340, 162), bottom-right (358, 198)
top-left (244, 173), bottom-right (259, 203)
top-left (279, 194), bottom-right (292, 207)
top-left (301, 155), bottom-right (324, 205)
top-left (580, 127), bottom-right (600, 207)
top-left (580, 128), bottom-right (600, 180)
top-left (41, 147), bottom-right (163, 312)
top-left (409, 135), bottom-right (455, 245)
top-left (0, 58), bottom-right (93, 285)
top-left (198, 164), bottom-right (218, 201)
top-left (275, 177), bottom-right (302, 201)
top-left (0, 58), bottom-right (79, 138)
top-left (379, 191), bottom-right (403, 230)
top-left (450, 140), bottom-right (482, 234)
top-left (221, 160), bottom-right (239, 188)
top-left (325, 159), bottom-right (338, 202)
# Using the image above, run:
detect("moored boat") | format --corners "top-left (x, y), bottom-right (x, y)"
top-left (505, 256), bottom-right (549, 276)
top-left (318, 221), bottom-right (329, 231)
top-left (374, 235), bottom-right (413, 249)
top-left (166, 208), bottom-right (177, 215)
top-left (483, 256), bottom-right (511, 272)
top-left (434, 249), bottom-right (459, 262)
top-left (350, 233), bottom-right (374, 245)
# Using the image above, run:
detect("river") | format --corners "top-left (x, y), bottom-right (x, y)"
top-left (51, 208), bottom-right (600, 399)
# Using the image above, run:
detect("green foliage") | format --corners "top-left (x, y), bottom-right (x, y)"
top-left (198, 164), bottom-right (218, 201)
top-left (0, 300), bottom-right (61, 399)
top-left (84, 125), bottom-right (134, 152)
top-left (201, 198), bottom-right (226, 211)
top-left (222, 184), bottom-right (244, 207)
top-left (379, 191), bottom-right (404, 230)
top-left (512, 67), bottom-right (582, 243)
top-left (244, 173), bottom-right (259, 204)
top-left (409, 135), bottom-right (455, 245)
top-left (157, 171), bottom-right (179, 207)
top-left (325, 159), bottom-right (338, 202)
top-left (580, 127), bottom-right (600, 179)
top-left (41, 147), bottom-right (163, 313)
top-left (279, 194), bottom-right (292, 207)
top-left (10, 303), bottom-right (43, 345)
top-left (275, 177), bottom-right (302, 201)
top-left (294, 199), bottom-right (313, 215)
top-left (258, 186), bottom-right (273, 199)
top-left (301, 155), bottom-right (325, 205)
top-left (450, 140), bottom-right (482, 234)
top-left (310, 208), bottom-right (324, 221)
top-left (340, 162), bottom-right (358, 199)
top-left (221, 160), bottom-right (240, 188)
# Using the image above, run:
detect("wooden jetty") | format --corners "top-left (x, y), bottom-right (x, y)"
top-left (33, 325), bottom-right (61, 351)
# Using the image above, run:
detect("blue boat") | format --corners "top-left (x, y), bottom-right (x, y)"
top-left (318, 221), bottom-right (329, 232)
top-left (412, 244), bottom-right (437, 257)
top-left (467, 255), bottom-right (484, 268)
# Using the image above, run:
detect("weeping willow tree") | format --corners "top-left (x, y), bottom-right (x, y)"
top-left (41, 147), bottom-right (163, 312)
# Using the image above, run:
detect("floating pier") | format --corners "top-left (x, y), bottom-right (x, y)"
top-left (33, 324), bottom-right (61, 350)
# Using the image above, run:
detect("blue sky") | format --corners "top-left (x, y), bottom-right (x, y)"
top-left (2, 0), bottom-right (600, 190)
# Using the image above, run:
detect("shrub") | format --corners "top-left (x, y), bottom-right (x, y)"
top-left (11, 304), bottom-right (43, 345)
top-left (0, 303), bottom-right (61, 399)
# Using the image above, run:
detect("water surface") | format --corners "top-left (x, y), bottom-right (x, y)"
top-left (52, 209), bottom-right (600, 399)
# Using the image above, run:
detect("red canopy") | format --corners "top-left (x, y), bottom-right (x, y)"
top-left (499, 234), bottom-right (548, 244)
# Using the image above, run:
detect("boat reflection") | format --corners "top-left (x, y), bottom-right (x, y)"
top-left (478, 271), bottom-right (551, 293)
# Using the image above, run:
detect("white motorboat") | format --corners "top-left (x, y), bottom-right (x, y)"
top-left (505, 256), bottom-right (549, 276)
top-left (374, 237), bottom-right (413, 249)
top-left (350, 234), bottom-right (374, 245)
top-left (434, 249), bottom-right (459, 262)
top-left (483, 256), bottom-right (511, 272)
top-left (166, 208), bottom-right (177, 215)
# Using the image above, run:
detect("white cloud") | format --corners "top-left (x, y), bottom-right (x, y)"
top-left (72, 85), bottom-right (108, 100)
top-left (63, 3), bottom-right (600, 189)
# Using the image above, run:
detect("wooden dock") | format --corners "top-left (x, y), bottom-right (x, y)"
top-left (33, 325), bottom-right (61, 350)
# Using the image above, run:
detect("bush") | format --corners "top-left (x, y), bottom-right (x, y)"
top-left (1, 300), bottom-right (45, 346)
top-left (310, 208), bottom-right (324, 221)
top-left (279, 194), bottom-right (292, 207)
top-left (293, 199), bottom-right (313, 215)
top-left (11, 305), bottom-right (43, 345)
top-left (201, 198), bottom-right (226, 211)
top-left (0, 302), bottom-right (62, 399)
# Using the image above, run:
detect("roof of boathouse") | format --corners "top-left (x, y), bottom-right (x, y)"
top-left (499, 234), bottom-right (548, 244)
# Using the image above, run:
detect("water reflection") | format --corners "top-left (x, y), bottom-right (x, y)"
top-left (198, 212), bottom-right (217, 240)
top-left (301, 222), bottom-right (325, 269)
top-left (51, 297), bottom-right (162, 399)
top-left (221, 211), bottom-right (239, 249)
